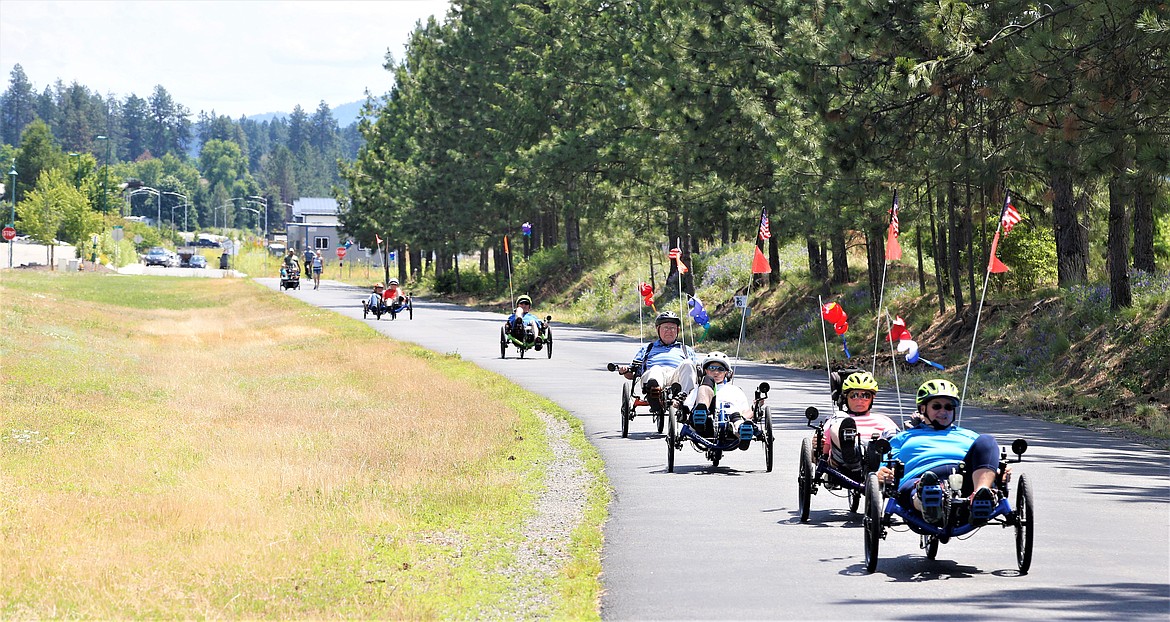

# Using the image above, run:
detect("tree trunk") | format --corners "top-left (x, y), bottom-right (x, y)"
top-left (866, 226), bottom-right (884, 311)
top-left (1107, 176), bottom-right (1133, 310)
top-left (830, 229), bottom-right (849, 285)
top-left (410, 248), bottom-right (422, 280)
top-left (542, 203), bottom-right (558, 250)
top-left (1132, 178), bottom-right (1156, 273)
top-left (1052, 171), bottom-right (1088, 286)
top-left (397, 244), bottom-right (407, 284)
top-left (928, 178), bottom-right (947, 314)
top-left (721, 211), bottom-right (730, 246)
top-left (768, 228), bottom-right (780, 285)
top-left (565, 203), bottom-right (581, 267)
top-left (480, 243), bottom-right (489, 273)
top-left (965, 178), bottom-right (976, 306)
top-left (946, 181), bottom-right (964, 313)
top-left (666, 210), bottom-right (680, 296)
top-left (806, 236), bottom-right (825, 283)
top-left (916, 223), bottom-right (926, 295)
top-left (648, 249), bottom-right (657, 292)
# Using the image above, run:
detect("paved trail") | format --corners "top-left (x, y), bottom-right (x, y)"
top-left (264, 279), bottom-right (1170, 621)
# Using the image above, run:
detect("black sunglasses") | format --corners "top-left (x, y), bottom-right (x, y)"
top-left (705, 365), bottom-right (729, 372)
top-left (930, 402), bottom-right (956, 412)
top-left (847, 391), bottom-right (873, 400)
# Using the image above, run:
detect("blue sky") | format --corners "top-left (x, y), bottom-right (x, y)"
top-left (0, 0), bottom-right (451, 118)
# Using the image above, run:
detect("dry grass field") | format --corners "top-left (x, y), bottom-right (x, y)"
top-left (0, 271), bottom-right (604, 619)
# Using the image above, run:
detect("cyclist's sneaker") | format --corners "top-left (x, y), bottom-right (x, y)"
top-left (970, 487), bottom-right (996, 526)
top-left (840, 418), bottom-right (863, 466)
top-left (738, 421), bottom-right (755, 442)
top-left (918, 472), bottom-right (944, 524)
top-left (691, 405), bottom-right (708, 428)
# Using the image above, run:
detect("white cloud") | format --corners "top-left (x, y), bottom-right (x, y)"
top-left (0, 0), bottom-right (450, 118)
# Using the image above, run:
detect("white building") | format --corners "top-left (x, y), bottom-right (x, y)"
top-left (285, 197), bottom-right (341, 254)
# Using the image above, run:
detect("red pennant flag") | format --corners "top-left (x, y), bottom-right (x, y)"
top-left (885, 191), bottom-right (902, 261)
top-left (988, 231), bottom-right (1009, 273)
top-left (752, 246), bottom-right (771, 274)
top-left (885, 225), bottom-right (902, 261)
top-left (503, 235), bottom-right (510, 255)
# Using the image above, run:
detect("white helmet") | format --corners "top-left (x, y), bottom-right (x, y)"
top-left (701, 351), bottom-right (733, 378)
top-left (388, 278), bottom-right (399, 286)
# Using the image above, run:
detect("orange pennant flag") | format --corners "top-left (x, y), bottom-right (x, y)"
top-left (988, 231), bottom-right (1009, 273)
top-left (752, 246), bottom-right (771, 274)
top-left (885, 225), bottom-right (902, 261)
top-left (503, 235), bottom-right (510, 255)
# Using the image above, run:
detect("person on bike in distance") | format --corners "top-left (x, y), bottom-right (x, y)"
top-left (823, 371), bottom-right (898, 476)
top-left (616, 311), bottom-right (697, 412)
top-left (875, 379), bottom-right (1007, 527)
top-left (506, 295), bottom-right (547, 349)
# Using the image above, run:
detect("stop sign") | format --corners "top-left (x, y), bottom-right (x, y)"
top-left (2, 226), bottom-right (15, 241)
top-left (336, 247), bottom-right (347, 259)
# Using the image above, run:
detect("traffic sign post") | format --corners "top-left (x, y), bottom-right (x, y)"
top-left (2, 225), bottom-right (15, 241)
top-left (111, 226), bottom-right (123, 266)
top-left (336, 247), bottom-right (346, 260)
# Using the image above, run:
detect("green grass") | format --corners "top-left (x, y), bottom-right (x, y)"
top-left (0, 270), bottom-right (607, 618)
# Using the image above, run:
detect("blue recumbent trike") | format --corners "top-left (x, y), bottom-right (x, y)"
top-left (862, 437), bottom-right (1034, 574)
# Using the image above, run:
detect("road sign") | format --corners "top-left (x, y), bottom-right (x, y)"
top-left (733, 295), bottom-right (748, 308)
top-left (2, 226), bottom-right (14, 241)
top-left (111, 226), bottom-right (124, 242)
top-left (336, 247), bottom-right (347, 259)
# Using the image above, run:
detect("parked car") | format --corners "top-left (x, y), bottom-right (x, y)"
top-left (188, 255), bottom-right (208, 269)
top-left (143, 247), bottom-right (171, 266)
top-left (192, 238), bottom-right (221, 248)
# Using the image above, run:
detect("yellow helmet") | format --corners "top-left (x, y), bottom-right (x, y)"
top-left (841, 371), bottom-right (879, 393)
top-left (916, 379), bottom-right (960, 405)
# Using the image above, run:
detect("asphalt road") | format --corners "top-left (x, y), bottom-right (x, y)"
top-left (262, 278), bottom-right (1170, 621)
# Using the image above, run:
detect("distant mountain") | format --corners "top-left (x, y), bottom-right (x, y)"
top-left (239, 100), bottom-right (368, 127)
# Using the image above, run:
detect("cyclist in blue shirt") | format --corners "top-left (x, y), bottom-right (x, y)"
top-left (876, 379), bottom-right (1007, 526)
top-left (616, 311), bottom-right (698, 412)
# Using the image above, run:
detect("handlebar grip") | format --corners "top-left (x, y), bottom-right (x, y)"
top-left (607, 363), bottom-right (618, 372)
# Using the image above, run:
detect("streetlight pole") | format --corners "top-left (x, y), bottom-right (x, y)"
top-left (7, 159), bottom-right (16, 269)
top-left (162, 191), bottom-right (188, 235)
top-left (129, 187), bottom-right (161, 231)
top-left (247, 195), bottom-right (268, 242)
top-left (95, 135), bottom-right (109, 212)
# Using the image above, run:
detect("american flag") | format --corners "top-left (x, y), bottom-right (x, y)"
top-left (890, 192), bottom-right (900, 237)
top-left (668, 247), bottom-right (688, 273)
top-left (1001, 195), bottom-right (1022, 234)
top-left (759, 210), bottom-right (771, 240)
top-left (668, 248), bottom-right (681, 260)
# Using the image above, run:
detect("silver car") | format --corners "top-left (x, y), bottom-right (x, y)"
top-left (143, 247), bottom-right (170, 266)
